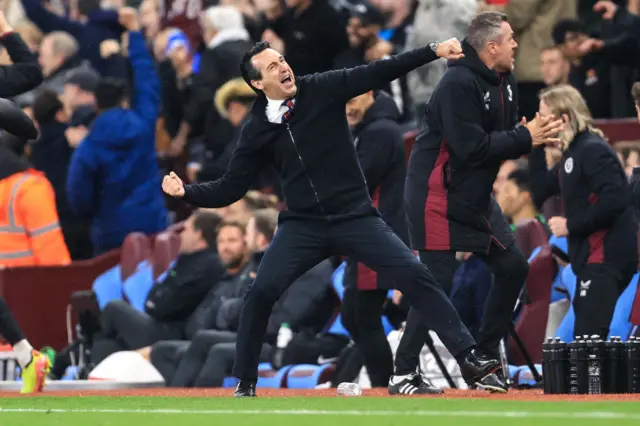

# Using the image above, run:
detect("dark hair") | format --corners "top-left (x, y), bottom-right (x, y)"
top-left (252, 208), bottom-right (279, 242)
top-left (466, 12), bottom-right (508, 51)
top-left (95, 78), bottom-right (129, 111)
top-left (192, 210), bottom-right (222, 248)
top-left (240, 41), bottom-right (271, 94)
top-left (217, 217), bottom-right (247, 236)
top-left (507, 169), bottom-right (532, 193)
top-left (32, 89), bottom-right (63, 124)
top-left (552, 19), bottom-right (587, 46)
top-left (632, 82), bottom-right (640, 105)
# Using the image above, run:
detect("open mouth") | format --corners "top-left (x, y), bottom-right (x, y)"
top-left (281, 74), bottom-right (293, 85)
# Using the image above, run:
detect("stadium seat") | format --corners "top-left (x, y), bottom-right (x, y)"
top-left (507, 245), bottom-right (555, 365)
top-left (256, 363), bottom-right (294, 388)
top-left (120, 232), bottom-right (152, 282)
top-left (286, 364), bottom-right (336, 389)
top-left (152, 232), bottom-right (180, 280)
top-left (222, 377), bottom-right (239, 388)
top-left (122, 261), bottom-right (154, 312)
top-left (514, 219), bottom-right (549, 259)
top-left (92, 265), bottom-right (124, 309)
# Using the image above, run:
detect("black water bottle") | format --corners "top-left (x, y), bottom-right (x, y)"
top-left (586, 335), bottom-right (604, 394)
top-left (542, 337), bottom-right (554, 394)
top-left (542, 337), bottom-right (569, 394)
top-left (626, 336), bottom-right (640, 393)
top-left (568, 336), bottom-right (589, 394)
top-left (603, 336), bottom-right (625, 393)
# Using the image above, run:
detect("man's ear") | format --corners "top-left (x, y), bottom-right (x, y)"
top-left (561, 113), bottom-right (570, 124)
top-left (251, 80), bottom-right (263, 91)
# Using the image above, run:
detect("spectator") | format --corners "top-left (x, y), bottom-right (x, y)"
top-left (370, 0), bottom-right (415, 50)
top-left (30, 90), bottom-right (93, 260)
top-left (505, 0), bottom-right (576, 120)
top-left (158, 0), bottom-right (205, 50)
top-left (405, 0), bottom-right (476, 115)
top-left (633, 81), bottom-right (640, 121)
top-left (14, 20), bottom-right (43, 53)
top-left (64, 105), bottom-right (96, 149)
top-left (169, 6), bottom-right (252, 182)
top-left (83, 210), bottom-right (223, 367)
top-left (66, 8), bottom-right (168, 255)
top-left (259, 0), bottom-right (348, 77)
top-left (22, 0), bottom-right (124, 74)
top-left (139, 0), bottom-right (161, 44)
top-left (60, 67), bottom-right (99, 119)
top-left (496, 168), bottom-right (550, 234)
top-left (628, 82), bottom-right (640, 213)
top-left (540, 46), bottom-right (571, 87)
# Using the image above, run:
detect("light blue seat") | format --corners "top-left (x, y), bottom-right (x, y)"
top-left (122, 260), bottom-right (154, 312)
top-left (286, 364), bottom-right (334, 389)
top-left (256, 363), bottom-right (294, 388)
top-left (92, 265), bottom-right (123, 310)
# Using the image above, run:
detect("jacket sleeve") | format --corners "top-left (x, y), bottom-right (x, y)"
top-left (18, 175), bottom-right (71, 266)
top-left (309, 46), bottom-right (439, 102)
top-left (0, 32), bottom-right (43, 98)
top-left (358, 126), bottom-right (399, 194)
top-left (440, 80), bottom-right (533, 166)
top-left (182, 120), bottom-right (264, 208)
top-left (566, 143), bottom-right (631, 237)
top-left (630, 167), bottom-right (640, 214)
top-left (528, 146), bottom-right (561, 208)
top-left (66, 143), bottom-right (97, 219)
top-left (127, 31), bottom-right (160, 130)
top-left (505, 0), bottom-right (543, 32)
top-left (145, 259), bottom-right (222, 321)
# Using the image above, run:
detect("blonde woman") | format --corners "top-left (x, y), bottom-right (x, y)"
top-left (529, 84), bottom-right (638, 340)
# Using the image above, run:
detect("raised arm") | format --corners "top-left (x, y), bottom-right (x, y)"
top-left (119, 9), bottom-right (159, 130)
top-left (0, 12), bottom-right (43, 98)
top-left (309, 39), bottom-right (462, 102)
top-left (165, 121), bottom-right (265, 208)
top-left (441, 80), bottom-right (532, 167)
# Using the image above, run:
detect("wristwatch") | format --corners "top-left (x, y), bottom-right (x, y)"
top-left (428, 42), bottom-right (440, 54)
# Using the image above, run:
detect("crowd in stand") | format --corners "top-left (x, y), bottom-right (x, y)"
top-left (1, 0), bottom-right (640, 389)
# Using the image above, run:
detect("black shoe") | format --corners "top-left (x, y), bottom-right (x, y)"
top-left (459, 349), bottom-right (506, 393)
top-left (475, 372), bottom-right (508, 393)
top-left (234, 380), bottom-right (257, 397)
top-left (388, 373), bottom-right (444, 395)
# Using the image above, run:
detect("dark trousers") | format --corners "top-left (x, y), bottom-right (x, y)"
top-left (92, 300), bottom-right (183, 364)
top-left (395, 243), bottom-right (527, 374)
top-left (341, 288), bottom-right (393, 387)
top-left (150, 330), bottom-right (271, 387)
top-left (232, 215), bottom-right (475, 381)
top-left (574, 263), bottom-right (636, 339)
top-left (0, 296), bottom-right (25, 345)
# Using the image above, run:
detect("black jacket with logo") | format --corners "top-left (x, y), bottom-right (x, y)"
top-left (182, 45), bottom-right (440, 222)
top-left (405, 40), bottom-right (532, 253)
top-left (529, 131), bottom-right (638, 275)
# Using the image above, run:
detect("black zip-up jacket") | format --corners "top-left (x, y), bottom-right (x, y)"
top-left (182, 45), bottom-right (440, 221)
top-left (405, 40), bottom-right (531, 252)
top-left (529, 131), bottom-right (638, 275)
top-left (0, 31), bottom-right (43, 98)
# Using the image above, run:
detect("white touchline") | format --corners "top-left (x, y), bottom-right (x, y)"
top-left (0, 408), bottom-right (639, 419)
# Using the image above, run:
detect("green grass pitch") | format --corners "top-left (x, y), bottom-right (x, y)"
top-left (1, 396), bottom-right (640, 426)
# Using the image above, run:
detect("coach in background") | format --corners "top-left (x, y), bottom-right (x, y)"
top-left (404, 12), bottom-right (563, 392)
top-left (66, 8), bottom-right (168, 255)
top-left (530, 84), bottom-right (638, 340)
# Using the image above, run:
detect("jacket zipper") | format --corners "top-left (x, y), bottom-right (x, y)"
top-left (499, 75), bottom-right (505, 125)
top-left (286, 123), bottom-right (326, 215)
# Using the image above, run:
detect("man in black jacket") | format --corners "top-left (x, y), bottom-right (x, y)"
top-left (404, 12), bottom-right (563, 386)
top-left (162, 37), bottom-right (505, 397)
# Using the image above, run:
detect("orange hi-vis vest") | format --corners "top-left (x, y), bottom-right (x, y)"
top-left (0, 170), bottom-right (71, 267)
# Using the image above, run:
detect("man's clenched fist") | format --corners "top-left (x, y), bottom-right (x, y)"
top-left (162, 171), bottom-right (185, 198)
top-left (118, 7), bottom-right (140, 32)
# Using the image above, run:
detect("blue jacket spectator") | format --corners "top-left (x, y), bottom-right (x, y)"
top-left (22, 0), bottom-right (123, 75)
top-left (66, 31), bottom-right (167, 255)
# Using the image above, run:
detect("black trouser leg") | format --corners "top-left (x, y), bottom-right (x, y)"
top-left (573, 264), bottom-right (634, 339)
top-left (0, 296), bottom-right (25, 345)
top-left (394, 250), bottom-right (459, 375)
top-left (474, 243), bottom-right (528, 358)
top-left (232, 221), bottom-right (330, 381)
top-left (332, 216), bottom-right (475, 359)
top-left (341, 287), bottom-right (392, 387)
top-left (149, 340), bottom-right (190, 385)
top-left (170, 330), bottom-right (238, 387)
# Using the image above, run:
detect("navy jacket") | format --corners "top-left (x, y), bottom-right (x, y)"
top-left (529, 131), bottom-right (638, 275)
top-left (405, 40), bottom-right (531, 253)
top-left (66, 31), bottom-right (168, 254)
top-left (182, 45), bottom-right (440, 221)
